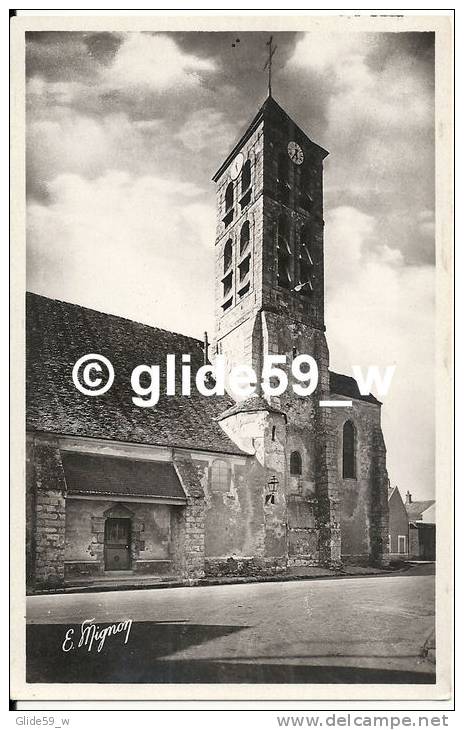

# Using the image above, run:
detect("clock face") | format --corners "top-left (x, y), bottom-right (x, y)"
top-left (230, 152), bottom-right (244, 180)
top-left (288, 141), bottom-right (304, 165)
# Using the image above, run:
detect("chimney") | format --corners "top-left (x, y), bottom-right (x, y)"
top-left (203, 331), bottom-right (209, 366)
top-left (405, 490), bottom-right (412, 504)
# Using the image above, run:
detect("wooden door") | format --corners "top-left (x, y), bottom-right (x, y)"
top-left (104, 517), bottom-right (131, 570)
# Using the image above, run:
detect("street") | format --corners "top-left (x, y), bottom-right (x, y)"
top-left (26, 565), bottom-right (435, 684)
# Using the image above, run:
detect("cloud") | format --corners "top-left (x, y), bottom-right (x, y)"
top-left (27, 171), bottom-right (216, 338)
top-left (286, 32), bottom-right (435, 267)
top-left (175, 108), bottom-right (237, 152)
top-left (103, 33), bottom-right (216, 92)
top-left (325, 206), bottom-right (435, 498)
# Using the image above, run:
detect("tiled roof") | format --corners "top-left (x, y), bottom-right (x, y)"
top-left (26, 293), bottom-right (245, 455)
top-left (217, 394), bottom-right (286, 421)
top-left (61, 452), bottom-right (186, 501)
top-left (405, 500), bottom-right (435, 521)
top-left (329, 371), bottom-right (381, 405)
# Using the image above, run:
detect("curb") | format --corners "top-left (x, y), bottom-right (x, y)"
top-left (28, 564), bottom-right (414, 597)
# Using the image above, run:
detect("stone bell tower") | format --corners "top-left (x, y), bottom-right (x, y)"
top-left (212, 94), bottom-right (329, 377)
top-left (213, 94), bottom-right (342, 567)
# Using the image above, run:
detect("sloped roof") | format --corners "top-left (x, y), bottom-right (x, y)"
top-left (405, 500), bottom-right (435, 521)
top-left (61, 452), bottom-right (186, 501)
top-left (26, 293), bottom-right (244, 455)
top-left (217, 394), bottom-right (286, 421)
top-left (213, 95), bottom-right (329, 182)
top-left (329, 371), bottom-right (381, 405)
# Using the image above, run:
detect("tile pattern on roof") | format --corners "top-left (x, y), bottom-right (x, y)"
top-left (61, 451), bottom-right (186, 500)
top-left (26, 293), bottom-right (244, 455)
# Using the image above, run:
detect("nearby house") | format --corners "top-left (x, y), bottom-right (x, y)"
top-left (387, 486), bottom-right (409, 559)
top-left (26, 94), bottom-right (391, 591)
top-left (405, 491), bottom-right (436, 561)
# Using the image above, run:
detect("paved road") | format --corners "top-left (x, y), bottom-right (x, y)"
top-left (26, 566), bottom-right (435, 684)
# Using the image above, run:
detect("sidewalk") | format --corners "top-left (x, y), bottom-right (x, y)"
top-left (32, 561), bottom-right (413, 595)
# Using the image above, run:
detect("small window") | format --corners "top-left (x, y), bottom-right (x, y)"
top-left (224, 239), bottom-right (232, 273)
top-left (342, 421), bottom-right (356, 479)
top-left (387, 535), bottom-right (392, 553)
top-left (290, 451), bottom-right (302, 476)
top-left (225, 182), bottom-right (234, 212)
top-left (240, 221), bottom-right (250, 254)
top-left (211, 459), bottom-right (231, 492)
top-left (241, 159), bottom-right (251, 193)
top-left (398, 535), bottom-right (407, 554)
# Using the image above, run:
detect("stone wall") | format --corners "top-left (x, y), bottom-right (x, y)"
top-left (27, 434), bottom-right (67, 589)
top-left (328, 397), bottom-right (389, 565)
top-left (171, 459), bottom-right (206, 579)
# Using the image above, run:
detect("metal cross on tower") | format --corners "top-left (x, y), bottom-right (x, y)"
top-left (264, 35), bottom-right (277, 97)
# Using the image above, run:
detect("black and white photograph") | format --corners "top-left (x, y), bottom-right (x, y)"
top-left (10, 12), bottom-right (453, 702)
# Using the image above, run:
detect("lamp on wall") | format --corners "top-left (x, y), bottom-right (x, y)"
top-left (265, 475), bottom-right (279, 505)
top-left (267, 475), bottom-right (279, 493)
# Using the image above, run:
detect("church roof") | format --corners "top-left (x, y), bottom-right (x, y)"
top-left (329, 371), bottom-right (381, 405)
top-left (26, 293), bottom-right (245, 456)
top-left (213, 95), bottom-right (329, 182)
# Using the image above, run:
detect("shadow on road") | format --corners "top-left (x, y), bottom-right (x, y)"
top-left (26, 622), bottom-right (435, 685)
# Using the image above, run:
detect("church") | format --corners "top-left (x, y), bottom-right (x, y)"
top-left (26, 94), bottom-right (390, 591)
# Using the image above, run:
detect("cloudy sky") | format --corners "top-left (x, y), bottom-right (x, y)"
top-left (26, 29), bottom-right (435, 499)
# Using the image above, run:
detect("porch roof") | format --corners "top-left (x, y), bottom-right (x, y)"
top-left (61, 451), bottom-right (186, 502)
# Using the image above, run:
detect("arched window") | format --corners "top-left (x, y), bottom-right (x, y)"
top-left (290, 451), bottom-right (302, 476)
top-left (240, 220), bottom-right (250, 254)
top-left (342, 421), bottom-right (356, 479)
top-left (277, 214), bottom-right (292, 289)
top-left (211, 459), bottom-right (231, 493)
top-left (241, 159), bottom-right (251, 193)
top-left (224, 239), bottom-right (232, 273)
top-left (225, 182), bottom-right (234, 212)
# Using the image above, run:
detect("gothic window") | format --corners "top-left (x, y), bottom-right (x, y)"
top-left (211, 459), bottom-right (231, 492)
top-left (277, 214), bottom-right (292, 289)
top-left (290, 451), bottom-right (302, 476)
top-left (342, 421), bottom-right (356, 479)
top-left (241, 159), bottom-right (251, 193)
top-left (240, 220), bottom-right (250, 254)
top-left (225, 182), bottom-right (234, 212)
